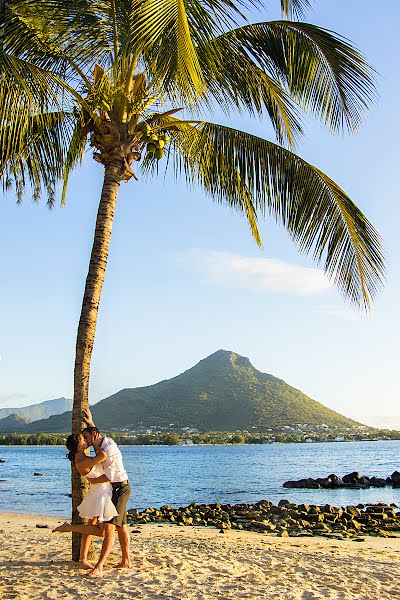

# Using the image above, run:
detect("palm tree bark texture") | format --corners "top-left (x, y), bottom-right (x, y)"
top-left (71, 161), bottom-right (121, 557)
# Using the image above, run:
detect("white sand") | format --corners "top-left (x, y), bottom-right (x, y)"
top-left (0, 512), bottom-right (399, 599)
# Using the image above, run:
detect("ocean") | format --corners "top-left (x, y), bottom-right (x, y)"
top-left (0, 441), bottom-right (399, 517)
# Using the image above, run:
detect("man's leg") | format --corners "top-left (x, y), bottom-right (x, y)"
top-left (113, 525), bottom-right (131, 569)
top-left (89, 522), bottom-right (115, 578)
top-left (111, 481), bottom-right (131, 568)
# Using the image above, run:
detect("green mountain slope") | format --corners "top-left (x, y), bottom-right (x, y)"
top-left (16, 350), bottom-right (360, 433)
top-left (0, 413), bottom-right (32, 432)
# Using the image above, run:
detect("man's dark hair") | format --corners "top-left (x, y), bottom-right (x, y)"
top-left (82, 426), bottom-right (100, 435)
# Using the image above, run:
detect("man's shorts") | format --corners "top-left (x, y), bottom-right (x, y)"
top-left (108, 480), bottom-right (131, 527)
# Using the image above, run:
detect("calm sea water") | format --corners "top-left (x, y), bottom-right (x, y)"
top-left (0, 441), bottom-right (399, 517)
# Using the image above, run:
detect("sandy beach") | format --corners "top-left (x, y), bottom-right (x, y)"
top-left (0, 513), bottom-right (399, 599)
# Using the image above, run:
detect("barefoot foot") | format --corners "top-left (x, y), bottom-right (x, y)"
top-left (88, 566), bottom-right (104, 578)
top-left (52, 522), bottom-right (71, 533)
top-left (112, 562), bottom-right (131, 569)
top-left (77, 560), bottom-right (94, 570)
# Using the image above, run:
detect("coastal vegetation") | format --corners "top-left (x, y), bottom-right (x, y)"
top-left (2, 0), bottom-right (385, 560)
top-left (1, 428), bottom-right (399, 446)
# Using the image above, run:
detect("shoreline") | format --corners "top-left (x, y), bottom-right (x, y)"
top-left (1, 512), bottom-right (399, 599)
top-left (1, 438), bottom-right (400, 447)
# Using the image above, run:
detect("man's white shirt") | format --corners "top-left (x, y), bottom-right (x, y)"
top-left (100, 436), bottom-right (128, 483)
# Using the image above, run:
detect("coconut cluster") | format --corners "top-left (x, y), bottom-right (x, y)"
top-left (137, 122), bottom-right (171, 160)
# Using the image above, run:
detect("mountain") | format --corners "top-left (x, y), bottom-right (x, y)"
top-left (0, 397), bottom-right (72, 423)
top-left (11, 350), bottom-right (360, 433)
top-left (0, 413), bottom-right (32, 432)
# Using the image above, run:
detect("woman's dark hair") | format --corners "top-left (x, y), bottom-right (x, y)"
top-left (66, 434), bottom-right (81, 463)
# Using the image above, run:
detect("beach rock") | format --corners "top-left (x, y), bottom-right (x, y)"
top-left (342, 472), bottom-right (371, 486)
top-left (283, 478), bottom-right (321, 489)
top-left (278, 529), bottom-right (289, 537)
top-left (391, 471), bottom-right (400, 487)
top-left (251, 521), bottom-right (275, 531)
top-left (0, 459), bottom-right (6, 463)
top-left (369, 477), bottom-right (386, 487)
top-left (278, 499), bottom-right (291, 506)
top-left (315, 475), bottom-right (343, 488)
top-left (282, 471), bottom-right (400, 489)
top-left (33, 472), bottom-right (43, 476)
top-left (123, 498), bottom-right (400, 539)
top-left (35, 524), bottom-right (49, 528)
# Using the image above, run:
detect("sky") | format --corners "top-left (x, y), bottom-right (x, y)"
top-left (1, 0), bottom-right (399, 428)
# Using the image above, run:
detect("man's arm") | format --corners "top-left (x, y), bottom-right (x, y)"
top-left (82, 408), bottom-right (95, 427)
top-left (87, 436), bottom-right (110, 482)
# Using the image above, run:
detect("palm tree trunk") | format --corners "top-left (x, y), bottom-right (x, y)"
top-left (71, 161), bottom-right (121, 561)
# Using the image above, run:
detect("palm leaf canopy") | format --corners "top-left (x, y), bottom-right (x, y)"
top-left (1, 0), bottom-right (384, 308)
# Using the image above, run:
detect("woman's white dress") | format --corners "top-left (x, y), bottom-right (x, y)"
top-left (77, 463), bottom-right (118, 522)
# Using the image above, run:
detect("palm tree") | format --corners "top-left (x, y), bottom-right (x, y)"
top-left (1, 0), bottom-right (384, 559)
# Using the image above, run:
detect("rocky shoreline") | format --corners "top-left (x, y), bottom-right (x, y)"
top-left (283, 470), bottom-right (400, 489)
top-left (127, 498), bottom-right (400, 539)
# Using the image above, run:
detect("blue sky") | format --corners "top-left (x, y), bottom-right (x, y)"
top-left (1, 0), bottom-right (399, 426)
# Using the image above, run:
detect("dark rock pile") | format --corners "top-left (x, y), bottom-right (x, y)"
top-left (127, 499), bottom-right (400, 539)
top-left (283, 471), bottom-right (400, 489)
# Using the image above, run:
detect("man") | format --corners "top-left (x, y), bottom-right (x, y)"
top-left (81, 408), bottom-right (131, 577)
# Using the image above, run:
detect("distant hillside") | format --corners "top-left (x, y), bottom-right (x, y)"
top-left (0, 413), bottom-right (32, 432)
top-left (14, 350), bottom-right (361, 433)
top-left (0, 397), bottom-right (72, 423)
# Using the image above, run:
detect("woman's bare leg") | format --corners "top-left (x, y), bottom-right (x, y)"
top-left (78, 518), bottom-right (98, 569)
top-left (52, 520), bottom-right (104, 537)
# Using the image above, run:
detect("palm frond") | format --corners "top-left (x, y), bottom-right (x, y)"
top-left (209, 20), bottom-right (376, 133)
top-left (161, 119), bottom-right (384, 309)
top-left (1, 109), bottom-right (74, 205)
top-left (4, 0), bottom-right (111, 82)
top-left (280, 0), bottom-right (311, 19)
top-left (196, 36), bottom-right (303, 146)
top-left (129, 0), bottom-right (206, 104)
top-left (142, 116), bottom-right (262, 244)
top-left (61, 120), bottom-right (89, 206)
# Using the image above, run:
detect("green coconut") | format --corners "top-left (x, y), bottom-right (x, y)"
top-left (138, 122), bottom-right (151, 134)
top-left (155, 139), bottom-right (165, 149)
top-left (155, 148), bottom-right (165, 159)
top-left (147, 143), bottom-right (156, 153)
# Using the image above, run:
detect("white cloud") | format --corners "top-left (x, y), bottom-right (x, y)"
top-left (178, 249), bottom-right (331, 296)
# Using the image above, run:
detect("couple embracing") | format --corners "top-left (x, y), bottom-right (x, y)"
top-left (53, 408), bottom-right (131, 577)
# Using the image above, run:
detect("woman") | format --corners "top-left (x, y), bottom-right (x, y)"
top-left (52, 433), bottom-right (118, 569)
